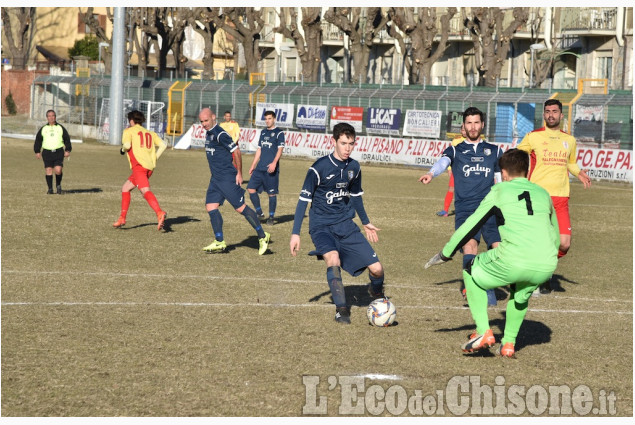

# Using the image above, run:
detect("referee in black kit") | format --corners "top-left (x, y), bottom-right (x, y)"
top-left (34, 110), bottom-right (72, 194)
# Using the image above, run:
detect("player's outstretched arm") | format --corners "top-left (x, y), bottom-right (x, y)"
top-left (420, 156), bottom-right (451, 184)
top-left (424, 252), bottom-right (452, 269)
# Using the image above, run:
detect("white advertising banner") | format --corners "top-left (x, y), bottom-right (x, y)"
top-left (576, 146), bottom-right (632, 182)
top-left (255, 103), bottom-right (294, 128)
top-left (182, 126), bottom-right (632, 183)
top-left (575, 104), bottom-right (604, 122)
top-left (403, 109), bottom-right (443, 138)
top-left (174, 123), bottom-right (207, 149)
top-left (296, 104), bottom-right (328, 131)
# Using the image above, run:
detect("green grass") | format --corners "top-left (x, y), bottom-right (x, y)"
top-left (1, 138), bottom-right (632, 416)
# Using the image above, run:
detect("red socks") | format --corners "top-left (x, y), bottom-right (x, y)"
top-left (443, 190), bottom-right (454, 212)
top-left (143, 191), bottom-right (162, 214)
top-left (120, 192), bottom-right (131, 219)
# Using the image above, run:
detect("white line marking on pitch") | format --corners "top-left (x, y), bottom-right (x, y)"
top-left (2, 269), bottom-right (631, 305)
top-left (356, 374), bottom-right (402, 380)
top-left (0, 301), bottom-right (631, 315)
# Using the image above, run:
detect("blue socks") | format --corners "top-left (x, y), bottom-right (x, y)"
top-left (369, 271), bottom-right (384, 295)
top-left (462, 254), bottom-right (476, 270)
top-left (208, 209), bottom-right (224, 241)
top-left (241, 206), bottom-right (266, 238)
top-left (249, 192), bottom-right (262, 215)
top-left (327, 266), bottom-right (346, 308)
top-left (268, 195), bottom-right (277, 218)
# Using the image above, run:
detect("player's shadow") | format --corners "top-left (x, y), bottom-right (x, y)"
top-left (434, 278), bottom-right (463, 287)
top-left (121, 215), bottom-right (200, 231)
top-left (161, 216), bottom-right (201, 233)
top-left (549, 274), bottom-right (578, 292)
top-left (59, 187), bottom-right (103, 194)
top-left (434, 313), bottom-right (552, 354)
top-left (308, 284), bottom-right (374, 307)
top-left (229, 234), bottom-right (274, 254)
top-left (264, 214), bottom-right (294, 225)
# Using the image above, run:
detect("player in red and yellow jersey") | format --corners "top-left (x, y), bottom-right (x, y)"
top-left (219, 110), bottom-right (240, 142)
top-left (437, 124), bottom-right (467, 217)
top-left (517, 99), bottom-right (591, 291)
top-left (113, 110), bottom-right (168, 230)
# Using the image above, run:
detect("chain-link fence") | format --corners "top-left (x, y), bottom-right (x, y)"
top-left (31, 75), bottom-right (633, 149)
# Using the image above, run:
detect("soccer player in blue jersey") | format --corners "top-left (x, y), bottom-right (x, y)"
top-left (419, 107), bottom-right (502, 306)
top-left (198, 108), bottom-right (271, 255)
top-left (247, 111), bottom-right (285, 226)
top-left (290, 123), bottom-right (385, 325)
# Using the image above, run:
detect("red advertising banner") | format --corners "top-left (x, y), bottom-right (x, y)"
top-left (330, 106), bottom-right (364, 132)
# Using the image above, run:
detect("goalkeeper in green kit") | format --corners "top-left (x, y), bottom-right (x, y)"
top-left (425, 149), bottom-right (559, 358)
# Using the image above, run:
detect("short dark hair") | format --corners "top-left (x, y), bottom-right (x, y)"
top-left (127, 110), bottom-right (145, 124)
top-left (224, 111), bottom-right (232, 115)
top-left (46, 109), bottom-right (56, 116)
top-left (463, 107), bottom-right (484, 123)
top-left (264, 110), bottom-right (276, 118)
top-left (544, 99), bottom-right (562, 112)
top-left (498, 149), bottom-right (529, 177)
top-left (332, 122), bottom-right (356, 141)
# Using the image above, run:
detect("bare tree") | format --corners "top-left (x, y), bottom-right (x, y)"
top-left (324, 7), bottom-right (390, 84)
top-left (141, 7), bottom-right (189, 79)
top-left (81, 7), bottom-right (114, 72)
top-left (211, 7), bottom-right (264, 76)
top-left (1, 7), bottom-right (36, 70)
top-left (187, 7), bottom-right (221, 80)
top-left (463, 7), bottom-right (529, 87)
top-left (129, 8), bottom-right (151, 78)
top-left (390, 7), bottom-right (457, 85)
top-left (274, 8), bottom-right (322, 82)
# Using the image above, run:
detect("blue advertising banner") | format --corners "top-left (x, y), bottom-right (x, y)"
top-left (296, 104), bottom-right (327, 131)
top-left (366, 107), bottom-right (401, 135)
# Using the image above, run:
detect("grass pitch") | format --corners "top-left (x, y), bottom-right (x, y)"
top-left (1, 135), bottom-right (632, 416)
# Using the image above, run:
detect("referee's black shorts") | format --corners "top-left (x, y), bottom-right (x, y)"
top-left (41, 149), bottom-right (65, 168)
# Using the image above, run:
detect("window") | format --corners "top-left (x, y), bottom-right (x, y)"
top-left (594, 54), bottom-right (613, 86)
top-left (285, 57), bottom-right (297, 82)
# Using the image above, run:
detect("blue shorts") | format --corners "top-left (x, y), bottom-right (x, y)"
top-left (205, 178), bottom-right (246, 209)
top-left (455, 208), bottom-right (500, 248)
top-left (247, 169), bottom-right (279, 195)
top-left (308, 219), bottom-right (379, 277)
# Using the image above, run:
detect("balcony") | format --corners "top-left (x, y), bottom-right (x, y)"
top-left (560, 7), bottom-right (618, 31)
top-left (260, 23), bottom-right (276, 43)
top-left (321, 22), bottom-right (344, 43)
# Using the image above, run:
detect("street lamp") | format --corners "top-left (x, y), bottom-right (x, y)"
top-left (98, 42), bottom-right (109, 76)
top-left (529, 43), bottom-right (547, 88)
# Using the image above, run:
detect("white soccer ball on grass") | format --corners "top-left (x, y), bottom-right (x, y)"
top-left (366, 298), bottom-right (396, 327)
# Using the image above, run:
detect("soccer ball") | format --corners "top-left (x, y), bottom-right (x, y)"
top-left (366, 298), bottom-right (396, 327)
